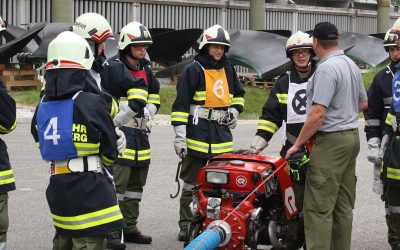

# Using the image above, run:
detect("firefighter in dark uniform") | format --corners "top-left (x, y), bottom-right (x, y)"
top-left (377, 23), bottom-right (400, 250)
top-left (250, 31), bottom-right (316, 248)
top-left (73, 13), bottom-right (127, 158)
top-left (106, 21), bottom-right (160, 246)
top-left (364, 29), bottom-right (400, 197)
top-left (30, 31), bottom-right (124, 249)
top-left (0, 16), bottom-right (17, 250)
top-left (171, 24), bottom-right (245, 241)
top-left (73, 13), bottom-right (149, 250)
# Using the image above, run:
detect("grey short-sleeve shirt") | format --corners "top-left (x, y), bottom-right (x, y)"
top-left (306, 50), bottom-right (367, 132)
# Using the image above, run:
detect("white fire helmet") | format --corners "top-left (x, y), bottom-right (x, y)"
top-left (118, 22), bottom-right (152, 50)
top-left (73, 13), bottom-right (113, 44)
top-left (0, 16), bottom-right (6, 32)
top-left (46, 31), bottom-right (94, 70)
top-left (285, 31), bottom-right (314, 58)
top-left (199, 24), bottom-right (230, 51)
top-left (383, 29), bottom-right (399, 52)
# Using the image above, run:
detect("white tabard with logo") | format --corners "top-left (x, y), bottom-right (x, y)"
top-left (287, 75), bottom-right (308, 124)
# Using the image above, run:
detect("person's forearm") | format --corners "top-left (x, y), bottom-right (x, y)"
top-left (294, 105), bottom-right (325, 146)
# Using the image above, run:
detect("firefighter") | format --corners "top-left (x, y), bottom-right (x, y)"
top-left (106, 21), bottom-right (160, 245)
top-left (73, 14), bottom-right (148, 249)
top-left (249, 31), bottom-right (316, 248)
top-left (377, 24), bottom-right (400, 250)
top-left (0, 16), bottom-right (17, 250)
top-left (171, 24), bottom-right (245, 241)
top-left (364, 29), bottom-right (400, 196)
top-left (30, 31), bottom-right (124, 249)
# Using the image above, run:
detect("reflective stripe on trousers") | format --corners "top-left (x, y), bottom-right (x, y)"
top-left (116, 191), bottom-right (142, 201)
top-left (387, 205), bottom-right (400, 215)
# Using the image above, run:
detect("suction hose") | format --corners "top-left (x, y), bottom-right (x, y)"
top-left (184, 220), bottom-right (232, 250)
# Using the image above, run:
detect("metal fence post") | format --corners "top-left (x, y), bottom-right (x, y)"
top-left (131, 2), bottom-right (141, 22)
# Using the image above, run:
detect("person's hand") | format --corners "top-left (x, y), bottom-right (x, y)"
top-left (286, 144), bottom-right (302, 159)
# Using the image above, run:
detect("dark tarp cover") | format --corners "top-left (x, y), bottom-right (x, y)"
top-left (147, 29), bottom-right (202, 66)
top-left (343, 32), bottom-right (388, 67)
top-left (0, 22), bottom-right (46, 63)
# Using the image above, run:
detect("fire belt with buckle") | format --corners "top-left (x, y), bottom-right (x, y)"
top-left (190, 105), bottom-right (228, 121)
top-left (51, 155), bottom-right (104, 175)
top-left (124, 117), bottom-right (149, 131)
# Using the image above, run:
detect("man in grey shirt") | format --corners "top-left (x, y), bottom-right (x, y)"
top-left (286, 22), bottom-right (368, 250)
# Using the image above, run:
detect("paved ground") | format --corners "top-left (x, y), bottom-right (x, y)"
top-left (2, 117), bottom-right (390, 249)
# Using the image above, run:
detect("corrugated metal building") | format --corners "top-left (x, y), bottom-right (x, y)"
top-left (1, 0), bottom-right (399, 34)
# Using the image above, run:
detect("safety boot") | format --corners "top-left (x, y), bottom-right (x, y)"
top-left (124, 230), bottom-right (152, 244)
top-left (178, 225), bottom-right (188, 242)
top-left (106, 232), bottom-right (126, 250)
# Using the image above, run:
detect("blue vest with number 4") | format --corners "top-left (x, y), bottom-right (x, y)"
top-left (393, 70), bottom-right (400, 112)
top-left (36, 99), bottom-right (77, 161)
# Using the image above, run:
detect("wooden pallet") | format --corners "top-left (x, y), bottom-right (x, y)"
top-left (238, 74), bottom-right (275, 89)
top-left (0, 64), bottom-right (41, 91)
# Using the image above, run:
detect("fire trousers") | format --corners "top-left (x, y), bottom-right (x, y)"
top-left (113, 164), bottom-right (149, 234)
top-left (385, 186), bottom-right (400, 250)
top-left (52, 232), bottom-right (105, 250)
top-left (0, 193), bottom-right (8, 249)
top-left (178, 155), bottom-right (208, 228)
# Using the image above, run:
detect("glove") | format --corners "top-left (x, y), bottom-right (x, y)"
top-left (113, 102), bottom-right (137, 128)
top-left (227, 108), bottom-right (239, 129)
top-left (371, 134), bottom-right (390, 195)
top-left (249, 135), bottom-right (268, 154)
top-left (287, 152), bottom-right (309, 184)
top-left (379, 134), bottom-right (390, 160)
top-left (174, 125), bottom-right (187, 159)
top-left (372, 163), bottom-right (384, 195)
top-left (145, 103), bottom-right (158, 120)
top-left (367, 137), bottom-right (381, 165)
top-left (218, 108), bottom-right (239, 128)
top-left (115, 127), bottom-right (126, 155)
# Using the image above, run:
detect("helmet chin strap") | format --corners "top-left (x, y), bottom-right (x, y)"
top-left (124, 46), bottom-right (140, 61)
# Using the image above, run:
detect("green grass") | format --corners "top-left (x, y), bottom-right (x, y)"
top-left (7, 65), bottom-right (388, 118)
top-left (9, 90), bottom-right (40, 108)
top-left (362, 65), bottom-right (385, 90)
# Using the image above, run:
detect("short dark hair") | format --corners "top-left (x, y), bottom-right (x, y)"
top-left (318, 39), bottom-right (338, 49)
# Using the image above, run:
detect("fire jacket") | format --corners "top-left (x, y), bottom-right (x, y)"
top-left (256, 64), bottom-right (315, 157)
top-left (116, 57), bottom-right (160, 167)
top-left (31, 69), bottom-right (124, 237)
top-left (171, 54), bottom-right (245, 159)
top-left (0, 79), bottom-right (16, 193)
top-left (100, 60), bottom-right (148, 116)
top-left (383, 108), bottom-right (400, 186)
top-left (364, 62), bottom-right (396, 141)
